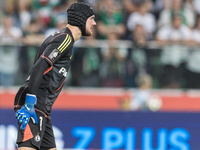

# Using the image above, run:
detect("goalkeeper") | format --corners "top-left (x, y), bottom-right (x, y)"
top-left (14, 2), bottom-right (96, 150)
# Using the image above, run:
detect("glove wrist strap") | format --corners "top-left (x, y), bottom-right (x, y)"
top-left (25, 94), bottom-right (37, 105)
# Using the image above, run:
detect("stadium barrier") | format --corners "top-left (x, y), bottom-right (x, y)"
top-left (1, 87), bottom-right (200, 112)
top-left (1, 40), bottom-right (200, 89)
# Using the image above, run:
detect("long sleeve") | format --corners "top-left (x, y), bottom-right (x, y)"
top-left (27, 57), bottom-right (50, 95)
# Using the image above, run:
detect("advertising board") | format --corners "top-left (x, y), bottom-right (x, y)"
top-left (0, 109), bottom-right (200, 150)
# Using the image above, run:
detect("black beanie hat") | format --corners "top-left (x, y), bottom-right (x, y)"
top-left (67, 2), bottom-right (94, 36)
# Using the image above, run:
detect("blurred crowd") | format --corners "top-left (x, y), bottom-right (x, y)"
top-left (1, 0), bottom-right (200, 90)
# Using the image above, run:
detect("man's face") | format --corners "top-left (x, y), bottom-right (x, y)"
top-left (172, 16), bottom-right (182, 29)
top-left (85, 15), bottom-right (96, 36)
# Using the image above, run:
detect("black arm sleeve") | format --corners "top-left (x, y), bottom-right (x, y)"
top-left (27, 57), bottom-right (50, 95)
top-left (42, 34), bottom-right (73, 65)
top-left (27, 34), bottom-right (73, 95)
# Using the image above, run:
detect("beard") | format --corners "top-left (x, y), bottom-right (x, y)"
top-left (85, 30), bottom-right (92, 36)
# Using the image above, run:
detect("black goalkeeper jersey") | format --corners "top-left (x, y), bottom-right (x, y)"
top-left (14, 27), bottom-right (75, 116)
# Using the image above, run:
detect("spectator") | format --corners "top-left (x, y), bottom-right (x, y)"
top-left (186, 16), bottom-right (200, 88)
top-left (156, 13), bottom-right (192, 88)
top-left (96, 0), bottom-right (126, 39)
top-left (45, 14), bottom-right (67, 38)
top-left (51, 0), bottom-right (75, 25)
top-left (123, 0), bottom-right (153, 14)
top-left (120, 74), bottom-right (163, 111)
top-left (18, 19), bottom-right (45, 82)
top-left (156, 0), bottom-right (172, 28)
top-left (131, 24), bottom-right (148, 47)
top-left (100, 32), bottom-right (127, 87)
top-left (82, 29), bottom-right (101, 86)
top-left (193, 0), bottom-right (200, 15)
top-left (123, 0), bottom-right (139, 14)
top-left (120, 73), bottom-right (162, 111)
top-left (22, 19), bottom-right (45, 46)
top-left (81, 0), bottom-right (99, 9)
top-left (129, 73), bottom-right (153, 111)
top-left (3, 0), bottom-right (15, 15)
top-left (13, 0), bottom-right (33, 30)
top-left (127, 0), bottom-right (156, 40)
top-left (157, 0), bottom-right (195, 29)
top-left (32, 0), bottom-right (60, 31)
top-left (153, 0), bottom-right (166, 20)
top-left (73, 28), bottom-right (101, 87)
top-left (0, 15), bottom-right (22, 86)
top-left (125, 24), bottom-right (149, 87)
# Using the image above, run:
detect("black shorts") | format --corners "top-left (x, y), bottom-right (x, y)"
top-left (16, 110), bottom-right (56, 149)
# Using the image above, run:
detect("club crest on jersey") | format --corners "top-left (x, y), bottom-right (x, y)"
top-left (59, 67), bottom-right (67, 77)
top-left (49, 49), bottom-right (61, 62)
top-left (34, 135), bottom-right (41, 142)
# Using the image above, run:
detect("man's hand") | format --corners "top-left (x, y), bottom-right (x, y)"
top-left (15, 94), bottom-right (38, 130)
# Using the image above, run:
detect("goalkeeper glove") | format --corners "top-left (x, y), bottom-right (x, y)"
top-left (15, 94), bottom-right (38, 130)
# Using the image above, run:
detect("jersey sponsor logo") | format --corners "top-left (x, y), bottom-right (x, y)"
top-left (57, 34), bottom-right (72, 53)
top-left (49, 49), bottom-right (61, 62)
top-left (59, 67), bottom-right (67, 77)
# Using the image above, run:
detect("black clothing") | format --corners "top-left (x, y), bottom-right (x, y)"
top-left (14, 27), bottom-right (75, 116)
top-left (17, 110), bottom-right (56, 149)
